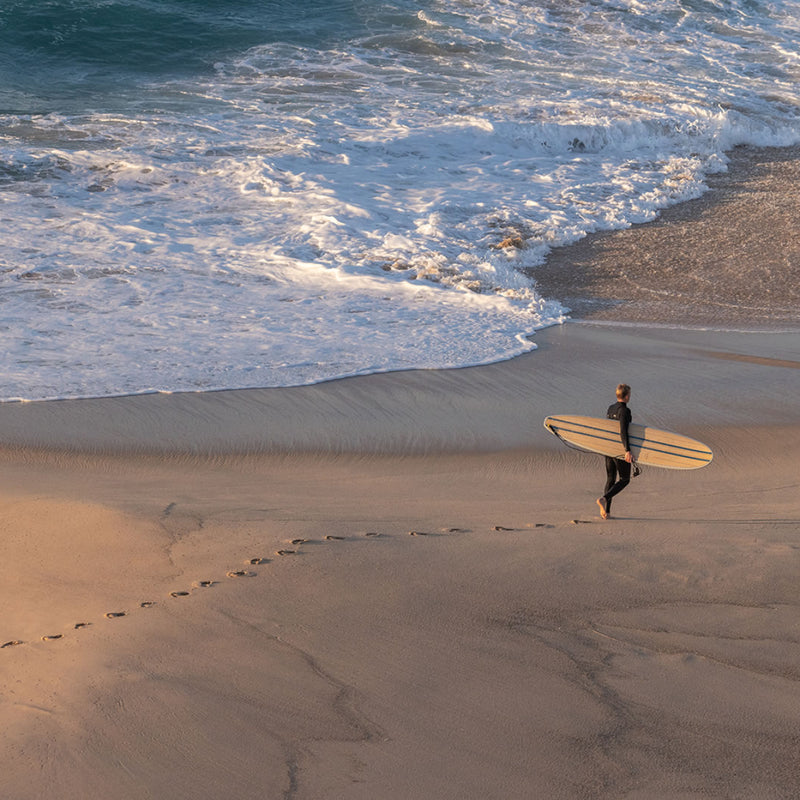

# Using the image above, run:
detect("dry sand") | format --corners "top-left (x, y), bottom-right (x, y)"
top-left (1, 148), bottom-right (800, 799)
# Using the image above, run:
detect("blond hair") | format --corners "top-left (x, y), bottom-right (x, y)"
top-left (616, 383), bottom-right (631, 400)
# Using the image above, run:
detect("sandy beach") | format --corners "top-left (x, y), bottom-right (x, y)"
top-left (2, 147), bottom-right (800, 799)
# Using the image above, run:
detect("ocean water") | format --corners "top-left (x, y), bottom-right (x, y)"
top-left (2, 0), bottom-right (799, 401)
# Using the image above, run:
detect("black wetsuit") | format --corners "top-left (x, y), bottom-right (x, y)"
top-left (602, 401), bottom-right (631, 513)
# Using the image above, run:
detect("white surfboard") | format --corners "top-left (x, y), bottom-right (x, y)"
top-left (543, 415), bottom-right (713, 470)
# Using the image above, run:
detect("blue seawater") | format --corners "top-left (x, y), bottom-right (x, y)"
top-left (1, 0), bottom-right (799, 399)
top-left (1, 0), bottom-right (378, 105)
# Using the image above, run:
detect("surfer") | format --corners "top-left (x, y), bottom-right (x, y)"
top-left (597, 384), bottom-right (635, 519)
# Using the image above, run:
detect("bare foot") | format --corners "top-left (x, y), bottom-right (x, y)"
top-left (596, 497), bottom-right (609, 520)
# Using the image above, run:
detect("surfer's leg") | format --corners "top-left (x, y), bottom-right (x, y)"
top-left (599, 459), bottom-right (632, 518)
top-left (599, 457), bottom-right (617, 517)
top-left (617, 460), bottom-right (632, 491)
top-left (605, 460), bottom-right (631, 504)
top-left (604, 456), bottom-right (617, 496)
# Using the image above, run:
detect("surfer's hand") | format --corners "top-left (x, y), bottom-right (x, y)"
top-left (625, 451), bottom-right (634, 463)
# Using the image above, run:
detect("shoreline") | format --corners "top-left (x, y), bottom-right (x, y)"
top-left (0, 322), bottom-right (798, 460)
top-left (2, 142), bottom-right (799, 410)
top-left (3, 138), bottom-right (799, 411)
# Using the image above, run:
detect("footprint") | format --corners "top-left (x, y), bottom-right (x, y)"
top-left (170, 591), bottom-right (190, 598)
top-left (140, 601), bottom-right (156, 608)
top-left (365, 531), bottom-right (380, 537)
top-left (493, 525), bottom-right (514, 531)
top-left (325, 535), bottom-right (344, 541)
top-left (445, 528), bottom-right (465, 533)
top-left (408, 530), bottom-right (428, 536)
top-left (248, 557), bottom-right (266, 565)
top-left (291, 538), bottom-right (307, 545)
top-left (227, 570), bottom-right (251, 578)
top-left (275, 549), bottom-right (296, 556)
top-left (105, 612), bottom-right (126, 619)
top-left (194, 580), bottom-right (214, 588)
top-left (42, 634), bottom-right (63, 642)
top-left (570, 519), bottom-right (593, 525)
top-left (74, 622), bottom-right (91, 629)
top-left (2, 640), bottom-right (24, 648)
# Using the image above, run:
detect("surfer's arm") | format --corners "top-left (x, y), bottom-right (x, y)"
top-left (620, 409), bottom-right (633, 460)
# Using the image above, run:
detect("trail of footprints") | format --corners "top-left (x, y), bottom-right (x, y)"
top-left (1, 521), bottom-right (560, 652)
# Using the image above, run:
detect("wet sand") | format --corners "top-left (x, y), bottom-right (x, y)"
top-left (531, 145), bottom-right (800, 330)
top-left (1, 146), bottom-right (800, 799)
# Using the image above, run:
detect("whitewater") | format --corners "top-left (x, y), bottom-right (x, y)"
top-left (1, 0), bottom-right (799, 400)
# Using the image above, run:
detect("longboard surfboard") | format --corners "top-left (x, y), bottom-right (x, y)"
top-left (543, 415), bottom-right (713, 470)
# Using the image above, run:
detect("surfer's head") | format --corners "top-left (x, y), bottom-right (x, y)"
top-left (616, 383), bottom-right (631, 401)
